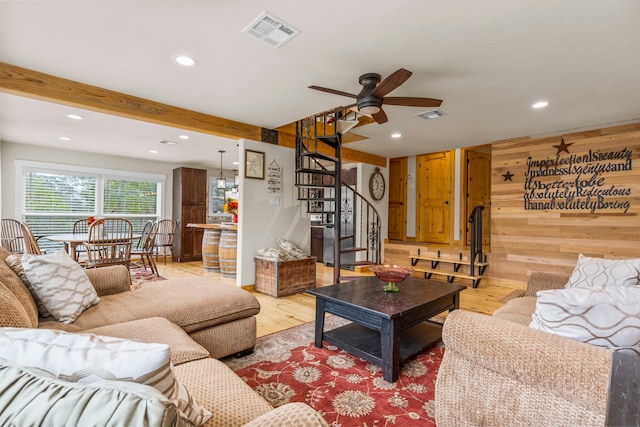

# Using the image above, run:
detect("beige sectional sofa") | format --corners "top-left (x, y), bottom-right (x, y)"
top-left (0, 247), bottom-right (327, 426)
top-left (435, 271), bottom-right (613, 426)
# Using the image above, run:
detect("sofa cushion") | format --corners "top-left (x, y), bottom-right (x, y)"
top-left (530, 285), bottom-right (640, 350)
top-left (0, 361), bottom-right (194, 427)
top-left (0, 285), bottom-right (33, 328)
top-left (68, 277), bottom-right (260, 333)
top-left (0, 327), bottom-right (211, 426)
top-left (565, 254), bottom-right (640, 288)
top-left (84, 317), bottom-right (210, 365)
top-left (21, 250), bottom-right (100, 323)
top-left (173, 358), bottom-right (273, 426)
top-left (0, 248), bottom-right (38, 327)
top-left (492, 296), bottom-right (537, 326)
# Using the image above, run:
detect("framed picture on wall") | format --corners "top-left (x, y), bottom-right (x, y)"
top-left (245, 149), bottom-right (265, 179)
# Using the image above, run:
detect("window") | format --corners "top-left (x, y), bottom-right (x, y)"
top-left (16, 161), bottom-right (165, 252)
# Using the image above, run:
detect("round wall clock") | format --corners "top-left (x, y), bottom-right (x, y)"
top-left (369, 167), bottom-right (385, 201)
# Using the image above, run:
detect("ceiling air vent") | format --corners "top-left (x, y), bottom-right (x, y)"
top-left (242, 12), bottom-right (300, 49)
top-left (416, 109), bottom-right (447, 120)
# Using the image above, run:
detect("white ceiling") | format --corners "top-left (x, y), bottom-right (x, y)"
top-left (0, 0), bottom-right (639, 170)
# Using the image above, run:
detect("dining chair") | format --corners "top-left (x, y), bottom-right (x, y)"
top-left (131, 221), bottom-right (159, 276)
top-left (72, 218), bottom-right (90, 261)
top-left (154, 219), bottom-right (177, 265)
top-left (1, 218), bottom-right (27, 253)
top-left (84, 218), bottom-right (133, 269)
top-left (21, 222), bottom-right (43, 255)
top-left (133, 220), bottom-right (154, 252)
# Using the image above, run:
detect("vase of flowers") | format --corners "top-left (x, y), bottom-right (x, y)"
top-left (224, 198), bottom-right (238, 223)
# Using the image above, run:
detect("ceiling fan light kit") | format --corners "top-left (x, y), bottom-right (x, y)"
top-left (309, 68), bottom-right (443, 125)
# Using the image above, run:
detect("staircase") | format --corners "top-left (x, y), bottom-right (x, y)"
top-left (295, 109), bottom-right (382, 284)
top-left (410, 206), bottom-right (487, 288)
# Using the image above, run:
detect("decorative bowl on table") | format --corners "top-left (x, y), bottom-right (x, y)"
top-left (368, 265), bottom-right (415, 292)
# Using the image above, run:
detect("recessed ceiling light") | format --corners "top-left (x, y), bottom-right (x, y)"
top-left (391, 132), bottom-right (402, 139)
top-left (532, 101), bottom-right (549, 109)
top-left (149, 150), bottom-right (159, 154)
top-left (233, 161), bottom-right (239, 165)
top-left (66, 114), bottom-right (83, 120)
top-left (179, 135), bottom-right (189, 140)
top-left (59, 136), bottom-right (71, 141)
top-left (174, 55), bottom-right (197, 66)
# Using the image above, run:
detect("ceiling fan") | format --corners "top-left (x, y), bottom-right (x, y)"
top-left (308, 68), bottom-right (442, 124)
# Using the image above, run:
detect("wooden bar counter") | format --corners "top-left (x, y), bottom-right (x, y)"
top-left (187, 223), bottom-right (238, 278)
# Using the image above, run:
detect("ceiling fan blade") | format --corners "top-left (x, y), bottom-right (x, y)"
top-left (383, 96), bottom-right (443, 108)
top-left (371, 109), bottom-right (388, 124)
top-left (370, 68), bottom-right (412, 98)
top-left (308, 85), bottom-right (358, 99)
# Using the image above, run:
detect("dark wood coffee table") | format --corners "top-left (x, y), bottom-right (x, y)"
top-left (307, 276), bottom-right (465, 382)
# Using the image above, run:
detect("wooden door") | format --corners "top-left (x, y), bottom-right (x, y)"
top-left (416, 151), bottom-right (453, 243)
top-left (466, 150), bottom-right (491, 245)
top-left (388, 157), bottom-right (407, 240)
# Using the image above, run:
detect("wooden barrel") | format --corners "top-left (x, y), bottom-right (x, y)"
top-left (219, 229), bottom-right (237, 278)
top-left (202, 228), bottom-right (221, 272)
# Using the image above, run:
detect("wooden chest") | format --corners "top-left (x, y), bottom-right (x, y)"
top-left (254, 257), bottom-right (317, 297)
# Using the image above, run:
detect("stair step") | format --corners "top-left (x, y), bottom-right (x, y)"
top-left (296, 183), bottom-right (335, 188)
top-left (296, 168), bottom-right (336, 176)
top-left (299, 197), bottom-right (335, 201)
top-left (316, 135), bottom-right (340, 148)
top-left (303, 152), bottom-right (338, 163)
top-left (411, 254), bottom-right (488, 267)
top-left (340, 247), bottom-right (367, 254)
top-left (413, 267), bottom-right (481, 288)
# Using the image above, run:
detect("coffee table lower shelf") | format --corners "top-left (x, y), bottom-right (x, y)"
top-left (322, 321), bottom-right (443, 368)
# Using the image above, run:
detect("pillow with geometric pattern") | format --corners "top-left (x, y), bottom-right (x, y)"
top-left (0, 328), bottom-right (212, 426)
top-left (565, 254), bottom-right (640, 288)
top-left (21, 250), bottom-right (99, 323)
top-left (529, 285), bottom-right (640, 351)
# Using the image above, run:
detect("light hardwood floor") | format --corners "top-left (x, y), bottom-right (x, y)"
top-left (154, 258), bottom-right (514, 338)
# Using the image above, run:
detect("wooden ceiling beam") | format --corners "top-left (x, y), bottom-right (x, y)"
top-left (0, 61), bottom-right (262, 141)
top-left (0, 62), bottom-right (387, 167)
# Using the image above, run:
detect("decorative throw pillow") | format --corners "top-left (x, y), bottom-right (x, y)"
top-left (0, 361), bottom-right (193, 426)
top-left (529, 285), bottom-right (640, 350)
top-left (5, 253), bottom-right (51, 318)
top-left (256, 247), bottom-right (291, 261)
top-left (276, 238), bottom-right (307, 259)
top-left (20, 250), bottom-right (99, 323)
top-left (565, 254), bottom-right (640, 288)
top-left (0, 328), bottom-right (212, 426)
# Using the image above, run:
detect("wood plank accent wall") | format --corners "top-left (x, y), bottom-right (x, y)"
top-left (490, 123), bottom-right (640, 289)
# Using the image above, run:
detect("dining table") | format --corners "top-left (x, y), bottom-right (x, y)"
top-left (46, 233), bottom-right (141, 261)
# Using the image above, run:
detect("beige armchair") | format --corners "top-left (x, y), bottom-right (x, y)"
top-left (435, 271), bottom-right (614, 426)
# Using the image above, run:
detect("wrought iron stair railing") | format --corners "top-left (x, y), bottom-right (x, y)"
top-left (295, 109), bottom-right (381, 284)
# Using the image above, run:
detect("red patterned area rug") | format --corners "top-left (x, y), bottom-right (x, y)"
top-left (223, 317), bottom-right (443, 426)
top-left (130, 267), bottom-right (165, 289)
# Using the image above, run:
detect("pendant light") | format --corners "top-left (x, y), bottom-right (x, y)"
top-left (216, 150), bottom-right (226, 189)
top-left (231, 169), bottom-right (239, 194)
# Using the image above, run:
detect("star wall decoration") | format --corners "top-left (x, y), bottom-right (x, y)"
top-left (502, 171), bottom-right (514, 181)
top-left (553, 138), bottom-right (573, 155)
